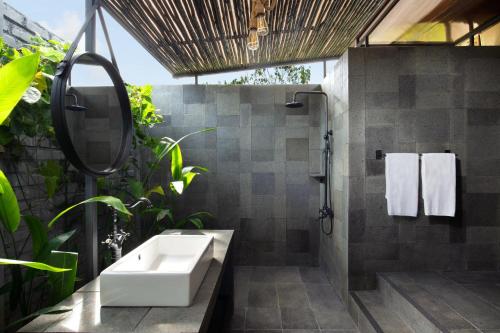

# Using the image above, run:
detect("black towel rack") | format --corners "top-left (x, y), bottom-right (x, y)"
top-left (375, 149), bottom-right (458, 160)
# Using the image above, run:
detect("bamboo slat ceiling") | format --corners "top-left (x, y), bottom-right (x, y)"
top-left (101, 0), bottom-right (386, 77)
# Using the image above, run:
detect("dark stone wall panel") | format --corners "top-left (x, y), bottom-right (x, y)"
top-left (152, 84), bottom-right (322, 266)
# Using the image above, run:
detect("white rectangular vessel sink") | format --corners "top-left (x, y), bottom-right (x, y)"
top-left (100, 234), bottom-right (213, 307)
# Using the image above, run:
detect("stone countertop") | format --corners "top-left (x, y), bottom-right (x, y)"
top-left (19, 230), bottom-right (234, 333)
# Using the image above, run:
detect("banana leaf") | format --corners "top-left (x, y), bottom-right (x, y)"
top-left (47, 251), bottom-right (78, 305)
top-left (48, 196), bottom-right (131, 228)
top-left (145, 185), bottom-right (164, 198)
top-left (24, 229), bottom-right (76, 284)
top-left (24, 215), bottom-right (47, 258)
top-left (0, 169), bottom-right (20, 233)
top-left (0, 52), bottom-right (40, 123)
top-left (0, 258), bottom-right (70, 272)
top-left (154, 128), bottom-right (214, 162)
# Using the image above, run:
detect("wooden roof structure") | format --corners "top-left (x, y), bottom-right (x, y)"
top-left (101, 0), bottom-right (387, 77)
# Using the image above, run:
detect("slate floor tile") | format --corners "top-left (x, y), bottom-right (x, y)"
top-left (248, 282), bottom-right (278, 308)
top-left (277, 283), bottom-right (309, 308)
top-left (274, 266), bottom-right (302, 283)
top-left (250, 266), bottom-right (278, 282)
top-left (281, 307), bottom-right (318, 329)
top-left (229, 308), bottom-right (245, 330)
top-left (413, 272), bottom-right (500, 330)
top-left (305, 283), bottom-right (345, 310)
top-left (234, 280), bottom-right (249, 307)
top-left (234, 266), bottom-right (253, 284)
top-left (313, 308), bottom-right (356, 330)
top-left (464, 284), bottom-right (500, 309)
top-left (299, 267), bottom-right (330, 284)
top-left (245, 307), bottom-right (282, 330)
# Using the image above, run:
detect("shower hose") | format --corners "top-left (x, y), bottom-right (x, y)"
top-left (319, 132), bottom-right (334, 236)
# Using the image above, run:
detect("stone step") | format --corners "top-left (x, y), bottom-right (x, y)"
top-left (378, 272), bottom-right (485, 333)
top-left (350, 290), bottom-right (414, 333)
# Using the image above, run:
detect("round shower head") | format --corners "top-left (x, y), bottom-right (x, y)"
top-left (285, 100), bottom-right (303, 108)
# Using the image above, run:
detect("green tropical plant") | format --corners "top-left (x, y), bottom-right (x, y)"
top-left (0, 52), bottom-right (40, 122)
top-left (0, 169), bottom-right (20, 233)
top-left (47, 251), bottom-right (78, 305)
top-left (0, 41), bottom-right (133, 330)
top-left (0, 194), bottom-right (130, 330)
top-left (227, 64), bottom-right (311, 85)
top-left (168, 140), bottom-right (208, 195)
top-left (127, 84), bottom-right (163, 150)
top-left (99, 127), bottom-right (215, 235)
top-left (0, 37), bottom-right (69, 153)
top-left (0, 36), bottom-right (214, 330)
top-left (48, 196), bottom-right (131, 228)
top-left (0, 258), bottom-right (70, 272)
top-left (38, 160), bottom-right (63, 198)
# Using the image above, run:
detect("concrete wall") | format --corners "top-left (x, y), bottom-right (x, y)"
top-left (151, 85), bottom-right (324, 266)
top-left (1, 1), bottom-right (63, 47)
top-left (321, 45), bottom-right (500, 291)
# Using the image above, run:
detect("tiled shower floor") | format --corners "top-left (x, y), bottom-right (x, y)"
top-left (227, 266), bottom-right (358, 333)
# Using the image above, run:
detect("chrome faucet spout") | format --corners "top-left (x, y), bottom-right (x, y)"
top-left (126, 197), bottom-right (153, 209)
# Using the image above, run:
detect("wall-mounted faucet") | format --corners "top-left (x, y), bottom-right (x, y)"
top-left (103, 197), bottom-right (153, 262)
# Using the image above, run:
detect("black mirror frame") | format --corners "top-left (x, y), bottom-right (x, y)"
top-left (51, 52), bottom-right (133, 177)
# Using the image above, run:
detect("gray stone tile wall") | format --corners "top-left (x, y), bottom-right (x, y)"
top-left (322, 46), bottom-right (500, 292)
top-left (151, 84), bottom-right (322, 266)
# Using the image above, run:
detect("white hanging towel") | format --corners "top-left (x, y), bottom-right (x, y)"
top-left (421, 153), bottom-right (456, 217)
top-left (385, 153), bottom-right (419, 217)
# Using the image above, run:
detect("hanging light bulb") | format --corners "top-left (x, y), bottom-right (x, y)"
top-left (247, 28), bottom-right (259, 51)
top-left (247, 6), bottom-right (259, 51)
top-left (257, 14), bottom-right (268, 36)
top-left (255, 0), bottom-right (268, 36)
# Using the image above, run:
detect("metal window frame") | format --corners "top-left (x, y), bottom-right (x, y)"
top-left (355, 0), bottom-right (500, 48)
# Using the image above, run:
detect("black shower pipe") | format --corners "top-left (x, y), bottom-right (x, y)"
top-left (288, 91), bottom-right (334, 235)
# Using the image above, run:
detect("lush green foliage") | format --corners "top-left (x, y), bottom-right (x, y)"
top-left (0, 37), bottom-right (69, 155)
top-left (0, 37), bottom-right (73, 205)
top-left (100, 127), bottom-right (215, 234)
top-left (0, 52), bottom-right (40, 123)
top-left (0, 258), bottom-right (71, 272)
top-left (0, 194), bottom-right (129, 329)
top-left (228, 65), bottom-right (311, 85)
top-left (127, 84), bottom-right (163, 150)
top-left (0, 35), bottom-right (214, 330)
top-left (47, 251), bottom-right (78, 305)
top-left (38, 160), bottom-right (64, 199)
top-left (0, 38), bottom-right (132, 330)
top-left (49, 196), bottom-right (131, 228)
top-left (0, 169), bottom-right (20, 233)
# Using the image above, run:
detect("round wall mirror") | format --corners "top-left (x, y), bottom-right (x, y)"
top-left (51, 52), bottom-right (133, 176)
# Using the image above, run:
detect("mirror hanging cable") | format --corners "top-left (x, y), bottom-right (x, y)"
top-left (55, 0), bottom-right (120, 78)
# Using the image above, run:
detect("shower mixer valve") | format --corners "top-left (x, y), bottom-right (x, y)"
top-left (319, 206), bottom-right (334, 219)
